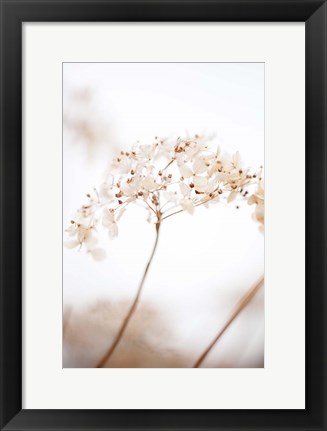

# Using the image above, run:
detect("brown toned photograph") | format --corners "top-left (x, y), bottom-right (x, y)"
top-left (63, 62), bottom-right (264, 368)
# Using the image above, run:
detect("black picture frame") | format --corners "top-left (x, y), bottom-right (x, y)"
top-left (0, 0), bottom-right (326, 430)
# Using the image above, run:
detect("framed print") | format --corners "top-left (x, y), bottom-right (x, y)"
top-left (62, 61), bottom-right (265, 370)
top-left (0, 0), bottom-right (326, 430)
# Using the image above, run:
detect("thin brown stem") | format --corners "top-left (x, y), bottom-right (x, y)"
top-left (193, 276), bottom-right (264, 368)
top-left (161, 208), bottom-right (184, 221)
top-left (96, 222), bottom-right (161, 368)
top-left (144, 199), bottom-right (157, 215)
top-left (161, 196), bottom-right (217, 222)
top-left (161, 158), bottom-right (175, 172)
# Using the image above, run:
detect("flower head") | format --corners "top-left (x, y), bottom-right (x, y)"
top-left (65, 135), bottom-right (264, 258)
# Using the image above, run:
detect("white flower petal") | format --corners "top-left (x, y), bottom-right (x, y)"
top-left (258, 180), bottom-right (264, 197)
top-left (192, 158), bottom-right (207, 174)
top-left (99, 183), bottom-right (113, 200)
top-left (142, 176), bottom-right (158, 191)
top-left (178, 163), bottom-right (193, 178)
top-left (255, 204), bottom-right (264, 224)
top-left (247, 194), bottom-right (257, 205)
top-left (64, 239), bottom-right (79, 249)
top-left (102, 210), bottom-right (115, 228)
top-left (206, 179), bottom-right (216, 193)
top-left (227, 191), bottom-right (238, 203)
top-left (90, 248), bottom-right (106, 261)
top-left (146, 208), bottom-right (153, 224)
top-left (233, 151), bottom-right (242, 168)
top-left (139, 144), bottom-right (156, 159)
top-left (193, 176), bottom-right (208, 187)
top-left (163, 191), bottom-right (178, 204)
top-left (108, 223), bottom-right (118, 239)
top-left (65, 225), bottom-right (76, 236)
top-left (180, 198), bottom-right (194, 214)
top-left (77, 227), bottom-right (88, 243)
top-left (179, 182), bottom-right (190, 197)
top-left (120, 182), bottom-right (131, 195)
top-left (84, 231), bottom-right (98, 247)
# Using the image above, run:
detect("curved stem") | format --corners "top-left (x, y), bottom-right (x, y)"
top-left (193, 276), bottom-right (264, 368)
top-left (96, 222), bottom-right (161, 368)
top-left (161, 196), bottom-right (217, 222)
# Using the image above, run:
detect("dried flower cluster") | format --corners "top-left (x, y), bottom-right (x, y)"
top-left (65, 136), bottom-right (264, 260)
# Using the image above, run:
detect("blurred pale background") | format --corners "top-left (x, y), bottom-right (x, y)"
top-left (63, 63), bottom-right (264, 368)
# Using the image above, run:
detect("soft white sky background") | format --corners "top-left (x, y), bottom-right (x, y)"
top-left (63, 63), bottom-right (264, 367)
